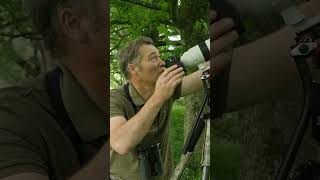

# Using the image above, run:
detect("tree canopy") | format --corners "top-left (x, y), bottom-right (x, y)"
top-left (110, 0), bottom-right (209, 87)
top-left (0, 0), bottom-right (43, 83)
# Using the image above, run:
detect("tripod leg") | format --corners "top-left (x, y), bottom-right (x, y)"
top-left (202, 167), bottom-right (210, 180)
top-left (202, 118), bottom-right (210, 180)
top-left (170, 152), bottom-right (193, 180)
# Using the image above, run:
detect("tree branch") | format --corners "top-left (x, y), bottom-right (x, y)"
top-left (159, 19), bottom-right (173, 25)
top-left (111, 26), bottom-right (128, 34)
top-left (115, 30), bottom-right (128, 38)
top-left (168, 0), bottom-right (178, 23)
top-left (110, 36), bottom-right (126, 52)
top-left (111, 20), bottom-right (130, 25)
top-left (0, 17), bottom-right (31, 28)
top-left (0, 32), bottom-right (42, 40)
top-left (2, 2), bottom-right (25, 32)
top-left (156, 40), bottom-right (183, 47)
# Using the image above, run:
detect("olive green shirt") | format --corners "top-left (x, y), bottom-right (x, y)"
top-left (0, 65), bottom-right (107, 180)
top-left (110, 83), bottom-right (180, 180)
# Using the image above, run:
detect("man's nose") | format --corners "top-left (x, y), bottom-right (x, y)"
top-left (159, 59), bottom-right (165, 67)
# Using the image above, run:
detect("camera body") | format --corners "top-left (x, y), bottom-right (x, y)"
top-left (165, 56), bottom-right (186, 71)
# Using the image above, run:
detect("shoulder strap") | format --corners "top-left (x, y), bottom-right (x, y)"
top-left (45, 68), bottom-right (83, 161)
top-left (124, 83), bottom-right (138, 113)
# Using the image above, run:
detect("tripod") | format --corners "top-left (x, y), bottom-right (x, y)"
top-left (170, 67), bottom-right (211, 180)
top-left (276, 6), bottom-right (320, 180)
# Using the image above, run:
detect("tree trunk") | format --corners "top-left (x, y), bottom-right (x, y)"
top-left (239, 90), bottom-right (320, 180)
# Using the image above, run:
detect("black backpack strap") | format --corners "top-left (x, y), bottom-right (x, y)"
top-left (45, 67), bottom-right (83, 161)
top-left (124, 83), bottom-right (137, 114)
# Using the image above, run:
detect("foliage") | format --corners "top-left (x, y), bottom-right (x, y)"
top-left (213, 140), bottom-right (241, 180)
top-left (110, 0), bottom-right (209, 88)
top-left (0, 1), bottom-right (42, 83)
top-left (1, 0), bottom-right (209, 178)
top-left (111, 1), bottom-right (209, 179)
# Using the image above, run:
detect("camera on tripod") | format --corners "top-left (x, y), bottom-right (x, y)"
top-left (165, 39), bottom-right (210, 71)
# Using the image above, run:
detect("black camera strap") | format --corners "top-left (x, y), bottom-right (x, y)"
top-left (124, 83), bottom-right (138, 113)
top-left (45, 67), bottom-right (85, 179)
top-left (123, 83), bottom-right (161, 131)
top-left (46, 68), bottom-right (109, 155)
top-left (199, 41), bottom-right (210, 61)
top-left (45, 68), bottom-right (84, 158)
top-left (46, 67), bottom-right (109, 179)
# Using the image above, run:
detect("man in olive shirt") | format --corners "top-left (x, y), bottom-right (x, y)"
top-left (0, 0), bottom-right (108, 180)
top-left (109, 34), bottom-right (237, 179)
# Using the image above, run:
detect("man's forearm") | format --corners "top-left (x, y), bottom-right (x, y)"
top-left (111, 95), bottom-right (164, 154)
top-left (69, 142), bottom-right (108, 180)
top-left (181, 62), bottom-right (209, 96)
top-left (227, 26), bottom-right (298, 110)
top-left (226, 0), bottom-right (320, 111)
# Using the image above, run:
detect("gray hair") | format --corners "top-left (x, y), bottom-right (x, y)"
top-left (117, 36), bottom-right (154, 79)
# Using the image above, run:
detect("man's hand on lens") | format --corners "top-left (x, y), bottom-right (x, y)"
top-left (210, 10), bottom-right (239, 76)
top-left (154, 65), bottom-right (184, 103)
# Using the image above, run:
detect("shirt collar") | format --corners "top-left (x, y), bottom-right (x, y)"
top-left (128, 82), bottom-right (145, 107)
top-left (59, 64), bottom-right (107, 142)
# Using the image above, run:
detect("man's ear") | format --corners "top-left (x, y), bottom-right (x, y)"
top-left (128, 64), bottom-right (139, 76)
top-left (58, 7), bottom-right (88, 44)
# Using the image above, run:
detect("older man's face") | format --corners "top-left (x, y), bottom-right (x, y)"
top-left (134, 44), bottom-right (166, 86)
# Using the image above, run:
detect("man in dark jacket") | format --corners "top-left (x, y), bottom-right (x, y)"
top-left (0, 0), bottom-right (109, 179)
